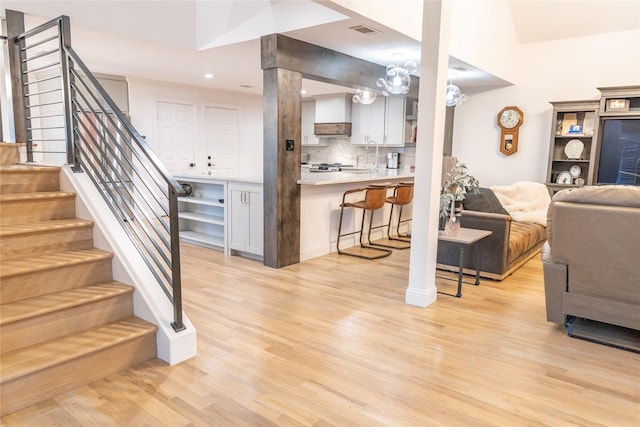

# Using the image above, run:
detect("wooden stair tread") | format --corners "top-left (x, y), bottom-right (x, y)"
top-left (0, 282), bottom-right (133, 326)
top-left (0, 317), bottom-right (157, 383)
top-left (0, 219), bottom-right (94, 238)
top-left (0, 191), bottom-right (75, 202)
top-left (0, 248), bottom-right (113, 278)
top-left (0, 164), bottom-right (60, 173)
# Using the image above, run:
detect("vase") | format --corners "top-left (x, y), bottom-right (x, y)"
top-left (443, 200), bottom-right (462, 236)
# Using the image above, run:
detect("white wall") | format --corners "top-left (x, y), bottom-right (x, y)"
top-left (451, 28), bottom-right (640, 186)
top-left (449, 0), bottom-right (518, 83)
top-left (127, 77), bottom-right (264, 178)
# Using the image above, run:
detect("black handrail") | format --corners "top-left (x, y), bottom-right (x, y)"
top-left (14, 15), bottom-right (186, 332)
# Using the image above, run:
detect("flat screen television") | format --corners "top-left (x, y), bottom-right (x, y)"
top-left (596, 118), bottom-right (640, 185)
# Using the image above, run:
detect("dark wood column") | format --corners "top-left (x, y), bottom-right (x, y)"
top-left (262, 67), bottom-right (302, 268)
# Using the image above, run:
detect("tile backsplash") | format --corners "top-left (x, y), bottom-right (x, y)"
top-left (301, 138), bottom-right (416, 170)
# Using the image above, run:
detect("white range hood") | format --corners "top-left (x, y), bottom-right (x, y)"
top-left (313, 93), bottom-right (352, 137)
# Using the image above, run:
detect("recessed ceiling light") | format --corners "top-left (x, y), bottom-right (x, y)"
top-left (300, 89), bottom-right (307, 95)
top-left (204, 73), bottom-right (214, 79)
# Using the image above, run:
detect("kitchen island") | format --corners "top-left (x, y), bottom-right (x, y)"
top-left (298, 168), bottom-right (414, 261)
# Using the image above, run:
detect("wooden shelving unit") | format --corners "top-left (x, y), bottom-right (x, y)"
top-left (546, 100), bottom-right (600, 195)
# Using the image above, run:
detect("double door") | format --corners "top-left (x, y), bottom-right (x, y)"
top-left (155, 102), bottom-right (239, 174)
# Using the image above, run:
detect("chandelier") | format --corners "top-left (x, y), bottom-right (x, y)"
top-left (445, 83), bottom-right (467, 107)
top-left (377, 60), bottom-right (417, 96)
top-left (352, 89), bottom-right (377, 105)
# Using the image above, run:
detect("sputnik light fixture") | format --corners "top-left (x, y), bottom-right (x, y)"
top-left (352, 89), bottom-right (377, 104)
top-left (377, 55), bottom-right (417, 96)
top-left (445, 82), bottom-right (467, 106)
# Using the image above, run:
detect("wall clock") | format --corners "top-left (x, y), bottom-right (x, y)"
top-left (497, 106), bottom-right (524, 156)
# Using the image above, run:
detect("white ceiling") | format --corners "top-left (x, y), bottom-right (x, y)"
top-left (2, 0), bottom-right (639, 97)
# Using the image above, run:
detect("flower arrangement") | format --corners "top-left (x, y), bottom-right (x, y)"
top-left (439, 163), bottom-right (480, 221)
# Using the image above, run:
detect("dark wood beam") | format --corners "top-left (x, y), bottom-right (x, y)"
top-left (262, 33), bottom-right (419, 98)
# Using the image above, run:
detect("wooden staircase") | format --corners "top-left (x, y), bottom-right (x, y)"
top-left (0, 143), bottom-right (157, 416)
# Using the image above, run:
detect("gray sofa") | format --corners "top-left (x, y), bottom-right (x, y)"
top-left (437, 188), bottom-right (547, 280)
top-left (542, 185), bottom-right (640, 330)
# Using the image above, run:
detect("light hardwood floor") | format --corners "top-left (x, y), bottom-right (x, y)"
top-left (2, 243), bottom-right (639, 426)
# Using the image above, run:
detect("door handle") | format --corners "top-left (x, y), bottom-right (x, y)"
top-left (189, 163), bottom-right (195, 167)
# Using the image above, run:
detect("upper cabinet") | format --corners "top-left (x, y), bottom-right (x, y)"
top-left (301, 101), bottom-right (320, 145)
top-left (351, 96), bottom-right (407, 146)
top-left (351, 97), bottom-right (385, 146)
top-left (383, 96), bottom-right (406, 146)
top-left (404, 97), bottom-right (418, 145)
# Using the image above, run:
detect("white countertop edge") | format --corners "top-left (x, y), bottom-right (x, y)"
top-left (174, 174), bottom-right (263, 185)
top-left (298, 170), bottom-right (414, 186)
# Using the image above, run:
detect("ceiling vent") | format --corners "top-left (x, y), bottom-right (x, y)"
top-left (450, 65), bottom-right (472, 73)
top-left (349, 25), bottom-right (378, 35)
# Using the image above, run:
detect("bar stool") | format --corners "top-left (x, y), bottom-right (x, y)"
top-left (385, 182), bottom-right (414, 246)
top-left (336, 184), bottom-right (392, 259)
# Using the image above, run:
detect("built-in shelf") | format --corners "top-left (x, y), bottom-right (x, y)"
top-left (176, 178), bottom-right (227, 252)
top-left (546, 100), bottom-right (600, 194)
top-left (178, 211), bottom-right (224, 226)
top-left (178, 230), bottom-right (224, 248)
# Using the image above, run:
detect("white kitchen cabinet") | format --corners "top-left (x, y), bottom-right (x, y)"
top-left (301, 101), bottom-right (320, 145)
top-left (351, 97), bottom-right (385, 146)
top-left (383, 96), bottom-right (406, 146)
top-left (176, 177), bottom-right (227, 253)
top-left (228, 182), bottom-right (263, 258)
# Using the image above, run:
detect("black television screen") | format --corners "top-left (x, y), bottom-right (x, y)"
top-left (597, 118), bottom-right (640, 185)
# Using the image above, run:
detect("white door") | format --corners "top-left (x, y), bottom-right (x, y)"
top-left (205, 106), bottom-right (239, 174)
top-left (156, 101), bottom-right (195, 173)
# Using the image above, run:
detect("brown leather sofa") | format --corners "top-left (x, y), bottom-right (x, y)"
top-left (436, 188), bottom-right (547, 280)
top-left (542, 185), bottom-right (640, 330)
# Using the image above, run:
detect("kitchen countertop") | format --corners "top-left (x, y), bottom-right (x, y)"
top-left (298, 168), bottom-right (414, 186)
top-left (174, 173), bottom-right (262, 184)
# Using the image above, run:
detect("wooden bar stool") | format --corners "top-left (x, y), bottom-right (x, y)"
top-left (336, 184), bottom-right (392, 259)
top-left (385, 182), bottom-right (413, 246)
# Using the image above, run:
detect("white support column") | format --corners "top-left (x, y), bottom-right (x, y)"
top-left (405, 0), bottom-right (451, 307)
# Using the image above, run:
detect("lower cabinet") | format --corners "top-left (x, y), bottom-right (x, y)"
top-left (228, 182), bottom-right (264, 258)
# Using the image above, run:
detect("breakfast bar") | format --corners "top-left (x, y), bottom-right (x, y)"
top-left (298, 168), bottom-right (414, 261)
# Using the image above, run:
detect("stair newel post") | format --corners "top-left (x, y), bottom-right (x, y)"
top-left (58, 16), bottom-right (80, 172)
top-left (168, 185), bottom-right (185, 332)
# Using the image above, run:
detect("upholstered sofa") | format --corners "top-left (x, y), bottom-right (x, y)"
top-left (436, 183), bottom-right (549, 280)
top-left (542, 185), bottom-right (640, 330)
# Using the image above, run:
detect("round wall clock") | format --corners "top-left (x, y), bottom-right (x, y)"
top-left (497, 106), bottom-right (524, 156)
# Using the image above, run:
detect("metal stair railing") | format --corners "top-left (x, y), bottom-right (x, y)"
top-left (14, 15), bottom-right (186, 332)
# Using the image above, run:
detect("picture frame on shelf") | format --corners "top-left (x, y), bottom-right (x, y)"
top-left (607, 99), bottom-right (629, 112)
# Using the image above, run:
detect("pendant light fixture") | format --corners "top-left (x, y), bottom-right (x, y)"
top-left (377, 57), bottom-right (417, 96)
top-left (445, 82), bottom-right (467, 107)
top-left (352, 89), bottom-right (377, 105)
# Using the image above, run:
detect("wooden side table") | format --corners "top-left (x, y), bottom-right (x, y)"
top-left (437, 228), bottom-right (492, 297)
